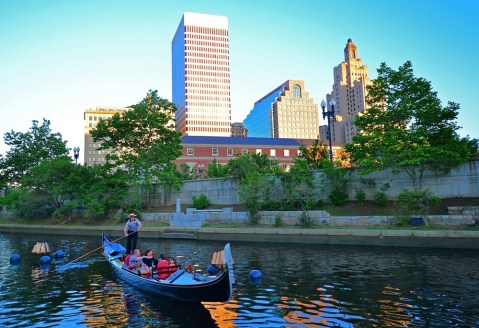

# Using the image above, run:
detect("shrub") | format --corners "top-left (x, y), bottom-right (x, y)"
top-left (395, 215), bottom-right (410, 227)
top-left (355, 189), bottom-right (366, 204)
top-left (373, 182), bottom-right (390, 207)
top-left (248, 212), bottom-right (261, 226)
top-left (273, 214), bottom-right (283, 227)
top-left (298, 211), bottom-right (313, 228)
top-left (192, 194), bottom-right (209, 209)
top-left (322, 161), bottom-right (350, 207)
top-left (374, 191), bottom-right (388, 207)
top-left (397, 189), bottom-right (440, 224)
top-left (330, 188), bottom-right (348, 206)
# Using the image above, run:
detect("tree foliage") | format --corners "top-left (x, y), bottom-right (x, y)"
top-left (237, 172), bottom-right (273, 225)
top-left (90, 90), bottom-right (183, 207)
top-left (0, 119), bottom-right (69, 186)
top-left (345, 61), bottom-right (474, 190)
top-left (206, 159), bottom-right (229, 178)
top-left (321, 160), bottom-right (350, 206)
top-left (277, 158), bottom-right (318, 211)
top-left (227, 152), bottom-right (279, 181)
top-left (2, 158), bottom-right (130, 219)
top-left (298, 139), bottom-right (329, 169)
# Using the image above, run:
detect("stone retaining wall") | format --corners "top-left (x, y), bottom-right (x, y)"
top-left (141, 211), bottom-right (477, 226)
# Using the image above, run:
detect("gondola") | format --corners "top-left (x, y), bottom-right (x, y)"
top-left (101, 233), bottom-right (234, 303)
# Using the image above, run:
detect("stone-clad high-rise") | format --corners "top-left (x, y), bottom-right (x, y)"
top-left (321, 39), bottom-right (371, 146)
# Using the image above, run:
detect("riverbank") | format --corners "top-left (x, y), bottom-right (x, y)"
top-left (1, 223), bottom-right (478, 249)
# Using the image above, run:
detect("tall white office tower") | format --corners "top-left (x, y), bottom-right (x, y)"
top-left (172, 12), bottom-right (231, 136)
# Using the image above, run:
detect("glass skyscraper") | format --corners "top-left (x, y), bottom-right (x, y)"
top-left (172, 12), bottom-right (231, 136)
top-left (244, 80), bottom-right (319, 139)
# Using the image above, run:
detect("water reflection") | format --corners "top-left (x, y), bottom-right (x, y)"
top-left (1, 232), bottom-right (479, 327)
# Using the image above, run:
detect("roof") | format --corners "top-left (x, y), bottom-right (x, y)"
top-left (182, 136), bottom-right (302, 146)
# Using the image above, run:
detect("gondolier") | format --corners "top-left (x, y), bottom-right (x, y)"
top-left (124, 213), bottom-right (142, 254)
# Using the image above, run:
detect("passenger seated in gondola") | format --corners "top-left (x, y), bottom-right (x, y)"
top-left (137, 249), bottom-right (158, 276)
top-left (156, 254), bottom-right (179, 280)
top-left (126, 249), bottom-right (141, 269)
top-left (168, 257), bottom-right (179, 273)
top-left (156, 253), bottom-right (169, 279)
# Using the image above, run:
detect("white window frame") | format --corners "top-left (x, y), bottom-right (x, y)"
top-left (256, 149), bottom-right (262, 155)
top-left (227, 148), bottom-right (233, 156)
top-left (187, 148), bottom-right (194, 156)
top-left (241, 149), bottom-right (248, 154)
top-left (270, 149), bottom-right (276, 157)
top-left (212, 148), bottom-right (219, 156)
top-left (284, 149), bottom-right (290, 157)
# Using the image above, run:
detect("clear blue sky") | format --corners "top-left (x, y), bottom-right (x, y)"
top-left (1, 0), bottom-right (478, 159)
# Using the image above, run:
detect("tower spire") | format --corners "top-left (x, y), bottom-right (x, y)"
top-left (344, 38), bottom-right (358, 61)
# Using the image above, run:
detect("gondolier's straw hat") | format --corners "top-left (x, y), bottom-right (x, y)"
top-left (129, 213), bottom-right (136, 217)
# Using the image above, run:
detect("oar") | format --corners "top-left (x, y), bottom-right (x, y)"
top-left (59, 232), bottom-right (134, 269)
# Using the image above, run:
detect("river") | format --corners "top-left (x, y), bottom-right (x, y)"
top-left (1, 232), bottom-right (478, 327)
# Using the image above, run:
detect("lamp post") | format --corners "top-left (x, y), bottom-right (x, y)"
top-left (198, 164), bottom-right (204, 179)
top-left (321, 98), bottom-right (336, 162)
top-left (73, 146), bottom-right (80, 164)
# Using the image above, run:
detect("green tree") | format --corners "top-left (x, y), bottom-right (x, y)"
top-left (1, 158), bottom-right (130, 220)
top-left (237, 172), bottom-right (272, 225)
top-left (21, 157), bottom-right (77, 215)
top-left (206, 159), bottom-right (229, 178)
top-left (90, 90), bottom-right (183, 208)
top-left (75, 164), bottom-right (131, 219)
top-left (298, 139), bottom-right (329, 169)
top-left (345, 61), bottom-right (474, 190)
top-left (227, 152), bottom-right (279, 181)
top-left (176, 163), bottom-right (197, 180)
top-left (278, 158), bottom-right (318, 211)
top-left (322, 160), bottom-right (350, 206)
top-left (0, 119), bottom-right (69, 186)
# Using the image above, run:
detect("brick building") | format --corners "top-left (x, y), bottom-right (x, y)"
top-left (176, 136), bottom-right (303, 173)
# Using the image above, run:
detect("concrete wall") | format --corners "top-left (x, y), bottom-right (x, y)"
top-left (344, 158), bottom-right (479, 200)
top-left (147, 178), bottom-right (240, 207)
top-left (146, 159), bottom-right (479, 206)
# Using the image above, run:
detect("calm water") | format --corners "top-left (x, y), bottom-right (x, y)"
top-left (1, 232), bottom-right (478, 328)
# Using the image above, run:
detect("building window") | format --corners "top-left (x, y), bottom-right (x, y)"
top-left (212, 148), bottom-right (219, 156)
top-left (270, 149), bottom-right (276, 157)
top-left (241, 149), bottom-right (248, 154)
top-left (293, 84), bottom-right (301, 98)
top-left (187, 148), bottom-right (194, 156)
top-left (284, 149), bottom-right (290, 157)
top-left (227, 148), bottom-right (233, 156)
top-left (256, 149), bottom-right (262, 155)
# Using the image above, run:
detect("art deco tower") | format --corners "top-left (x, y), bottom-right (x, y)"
top-left (321, 39), bottom-right (370, 145)
top-left (172, 12), bottom-right (231, 136)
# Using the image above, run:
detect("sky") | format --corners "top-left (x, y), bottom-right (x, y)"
top-left (1, 0), bottom-right (478, 161)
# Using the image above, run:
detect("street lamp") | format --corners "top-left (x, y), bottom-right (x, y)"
top-left (73, 146), bottom-right (80, 164)
top-left (321, 98), bottom-right (336, 162)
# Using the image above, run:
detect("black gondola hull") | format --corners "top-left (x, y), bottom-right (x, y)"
top-left (102, 233), bottom-right (233, 303)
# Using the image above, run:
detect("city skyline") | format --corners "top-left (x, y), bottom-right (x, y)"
top-left (1, 1), bottom-right (478, 160)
